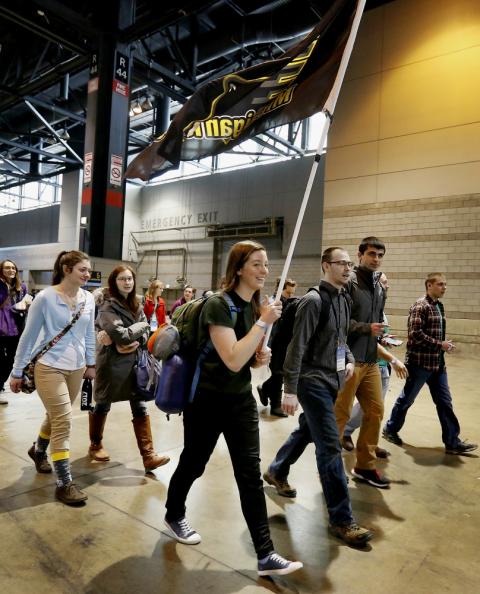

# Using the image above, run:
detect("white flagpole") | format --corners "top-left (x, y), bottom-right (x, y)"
top-left (263, 0), bottom-right (366, 347)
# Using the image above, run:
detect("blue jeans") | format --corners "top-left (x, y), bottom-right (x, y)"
top-left (385, 365), bottom-right (460, 447)
top-left (344, 365), bottom-right (390, 437)
top-left (269, 379), bottom-right (353, 526)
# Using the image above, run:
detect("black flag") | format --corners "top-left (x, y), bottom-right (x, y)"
top-left (126, 0), bottom-right (359, 181)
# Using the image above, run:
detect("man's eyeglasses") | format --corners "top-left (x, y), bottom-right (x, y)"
top-left (329, 260), bottom-right (354, 269)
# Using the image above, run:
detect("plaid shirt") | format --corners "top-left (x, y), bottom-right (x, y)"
top-left (405, 295), bottom-right (446, 371)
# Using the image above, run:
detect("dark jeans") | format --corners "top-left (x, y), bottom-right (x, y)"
top-left (270, 379), bottom-right (353, 526)
top-left (166, 389), bottom-right (274, 559)
top-left (386, 365), bottom-right (461, 447)
top-left (260, 370), bottom-right (283, 408)
top-left (0, 335), bottom-right (20, 390)
top-left (94, 399), bottom-right (147, 417)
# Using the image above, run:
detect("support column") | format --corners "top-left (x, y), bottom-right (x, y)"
top-left (81, 0), bottom-right (134, 259)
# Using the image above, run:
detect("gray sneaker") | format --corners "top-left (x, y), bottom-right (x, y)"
top-left (258, 552), bottom-right (303, 576)
top-left (164, 516), bottom-right (201, 545)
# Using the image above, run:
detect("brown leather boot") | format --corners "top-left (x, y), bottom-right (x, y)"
top-left (132, 415), bottom-right (170, 472)
top-left (88, 411), bottom-right (110, 461)
top-left (55, 482), bottom-right (88, 505)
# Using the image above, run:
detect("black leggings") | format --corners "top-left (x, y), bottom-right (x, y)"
top-left (0, 335), bottom-right (20, 390)
top-left (165, 388), bottom-right (274, 559)
top-left (93, 399), bottom-right (147, 417)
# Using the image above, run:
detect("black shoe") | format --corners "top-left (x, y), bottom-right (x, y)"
top-left (352, 468), bottom-right (391, 489)
top-left (270, 406), bottom-right (288, 418)
top-left (382, 427), bottom-right (403, 446)
top-left (445, 440), bottom-right (478, 455)
top-left (257, 385), bottom-right (268, 406)
top-left (341, 435), bottom-right (354, 451)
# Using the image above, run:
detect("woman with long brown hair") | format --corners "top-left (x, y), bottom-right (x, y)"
top-left (10, 250), bottom-right (96, 505)
top-left (164, 240), bottom-right (303, 577)
top-left (0, 259), bottom-right (31, 404)
top-left (90, 265), bottom-right (170, 471)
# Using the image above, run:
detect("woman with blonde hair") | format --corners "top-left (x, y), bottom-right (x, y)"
top-left (164, 240), bottom-right (303, 577)
top-left (0, 259), bottom-right (31, 404)
top-left (90, 265), bottom-right (170, 471)
top-left (143, 279), bottom-right (166, 331)
top-left (10, 251), bottom-right (96, 505)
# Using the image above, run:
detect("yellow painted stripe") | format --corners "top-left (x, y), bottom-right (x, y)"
top-left (51, 451), bottom-right (70, 462)
top-left (39, 431), bottom-right (50, 440)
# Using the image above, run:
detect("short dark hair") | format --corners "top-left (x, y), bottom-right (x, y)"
top-left (358, 236), bottom-right (386, 255)
top-left (321, 247), bottom-right (344, 273)
top-left (275, 277), bottom-right (297, 291)
top-left (425, 272), bottom-right (445, 290)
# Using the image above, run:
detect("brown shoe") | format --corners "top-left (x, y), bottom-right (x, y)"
top-left (329, 522), bottom-right (373, 547)
top-left (341, 435), bottom-right (354, 451)
top-left (28, 443), bottom-right (52, 473)
top-left (375, 446), bottom-right (390, 459)
top-left (263, 470), bottom-right (297, 498)
top-left (55, 482), bottom-right (88, 505)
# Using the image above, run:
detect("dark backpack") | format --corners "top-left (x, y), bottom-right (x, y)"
top-left (155, 293), bottom-right (239, 416)
top-left (269, 285), bottom-right (334, 373)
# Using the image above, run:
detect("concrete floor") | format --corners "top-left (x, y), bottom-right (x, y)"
top-left (0, 352), bottom-right (479, 594)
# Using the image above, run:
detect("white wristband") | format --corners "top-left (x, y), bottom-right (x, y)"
top-left (255, 320), bottom-right (268, 329)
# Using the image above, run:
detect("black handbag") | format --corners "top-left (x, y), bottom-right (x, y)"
top-left (21, 302), bottom-right (86, 394)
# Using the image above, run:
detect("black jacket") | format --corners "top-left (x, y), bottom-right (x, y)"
top-left (346, 267), bottom-right (385, 363)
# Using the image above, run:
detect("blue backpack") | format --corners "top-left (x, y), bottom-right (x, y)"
top-left (155, 292), bottom-right (240, 416)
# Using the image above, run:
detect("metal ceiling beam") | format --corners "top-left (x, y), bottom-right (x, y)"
top-left (263, 130), bottom-right (304, 155)
top-left (24, 99), bottom-right (83, 163)
top-left (120, 1), bottom-right (215, 43)
top-left (133, 57), bottom-right (195, 94)
top-left (254, 136), bottom-right (291, 157)
top-left (0, 137), bottom-right (78, 164)
top-left (0, 6), bottom-right (87, 55)
top-left (0, 55), bottom-right (89, 112)
top-left (25, 96), bottom-right (86, 123)
top-left (31, 0), bottom-right (100, 38)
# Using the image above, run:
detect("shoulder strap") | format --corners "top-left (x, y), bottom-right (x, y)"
top-left (32, 301), bottom-right (86, 363)
top-left (188, 293), bottom-right (240, 404)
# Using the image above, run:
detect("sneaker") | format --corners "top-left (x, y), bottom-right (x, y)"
top-left (257, 385), bottom-right (268, 406)
top-left (270, 406), bottom-right (288, 418)
top-left (445, 440), bottom-right (478, 455)
top-left (263, 470), bottom-right (297, 498)
top-left (55, 482), bottom-right (88, 505)
top-left (329, 522), bottom-right (373, 547)
top-left (382, 427), bottom-right (403, 446)
top-left (164, 516), bottom-right (201, 545)
top-left (0, 390), bottom-right (8, 405)
top-left (341, 435), bottom-right (354, 451)
top-left (258, 552), bottom-right (303, 577)
top-left (375, 446), bottom-right (390, 459)
top-left (28, 443), bottom-right (52, 473)
top-left (352, 468), bottom-right (391, 489)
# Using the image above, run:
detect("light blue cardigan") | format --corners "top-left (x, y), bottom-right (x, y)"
top-left (12, 286), bottom-right (96, 377)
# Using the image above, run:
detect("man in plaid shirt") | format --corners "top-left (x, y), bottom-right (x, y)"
top-left (383, 273), bottom-right (477, 455)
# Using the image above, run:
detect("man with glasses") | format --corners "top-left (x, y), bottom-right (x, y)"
top-left (263, 247), bottom-right (373, 547)
top-left (334, 237), bottom-right (393, 488)
top-left (383, 273), bottom-right (477, 455)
